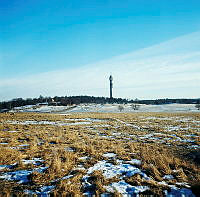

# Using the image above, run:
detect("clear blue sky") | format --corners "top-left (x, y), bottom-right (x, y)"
top-left (1, 0), bottom-right (200, 79)
top-left (0, 0), bottom-right (200, 101)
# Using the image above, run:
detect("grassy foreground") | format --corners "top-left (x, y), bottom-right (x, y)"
top-left (0, 112), bottom-right (200, 196)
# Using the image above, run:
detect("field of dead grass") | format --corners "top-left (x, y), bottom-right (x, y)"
top-left (0, 112), bottom-right (199, 196)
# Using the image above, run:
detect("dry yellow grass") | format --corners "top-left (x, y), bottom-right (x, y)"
top-left (0, 112), bottom-right (199, 196)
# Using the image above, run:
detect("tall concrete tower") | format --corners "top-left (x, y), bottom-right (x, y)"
top-left (109, 75), bottom-right (113, 99)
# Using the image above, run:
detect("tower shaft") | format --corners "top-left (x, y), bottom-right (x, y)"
top-left (109, 75), bottom-right (113, 99)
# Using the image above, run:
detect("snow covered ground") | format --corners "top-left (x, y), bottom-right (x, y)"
top-left (11, 103), bottom-right (199, 113)
top-left (11, 105), bottom-right (71, 113)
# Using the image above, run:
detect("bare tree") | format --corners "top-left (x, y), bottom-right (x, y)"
top-left (131, 103), bottom-right (140, 110)
top-left (118, 105), bottom-right (124, 112)
top-left (195, 103), bottom-right (200, 110)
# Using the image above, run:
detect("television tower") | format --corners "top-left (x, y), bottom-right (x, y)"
top-left (109, 75), bottom-right (113, 99)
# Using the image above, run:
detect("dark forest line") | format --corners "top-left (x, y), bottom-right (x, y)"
top-left (0, 95), bottom-right (200, 111)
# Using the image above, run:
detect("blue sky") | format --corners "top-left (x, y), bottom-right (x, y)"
top-left (0, 0), bottom-right (200, 100)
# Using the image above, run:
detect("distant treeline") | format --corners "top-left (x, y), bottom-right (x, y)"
top-left (0, 96), bottom-right (131, 110)
top-left (136, 98), bottom-right (200, 105)
top-left (0, 96), bottom-right (199, 111)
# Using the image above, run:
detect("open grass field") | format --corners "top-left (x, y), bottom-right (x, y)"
top-left (0, 112), bottom-right (200, 196)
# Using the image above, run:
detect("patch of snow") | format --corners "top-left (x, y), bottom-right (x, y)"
top-left (65, 121), bottom-right (91, 126)
top-left (92, 124), bottom-right (111, 127)
top-left (139, 134), bottom-right (154, 139)
top-left (164, 188), bottom-right (195, 197)
top-left (145, 117), bottom-right (174, 121)
top-left (10, 144), bottom-right (30, 150)
top-left (12, 105), bottom-right (71, 113)
top-left (62, 174), bottom-right (74, 180)
top-left (19, 144), bottom-right (29, 147)
top-left (184, 134), bottom-right (197, 137)
top-left (176, 182), bottom-right (190, 188)
top-left (126, 159), bottom-right (142, 166)
top-left (112, 132), bottom-right (121, 136)
top-left (6, 120), bottom-right (91, 126)
top-left (86, 118), bottom-right (107, 122)
top-left (79, 156), bottom-right (90, 161)
top-left (64, 147), bottom-right (75, 152)
top-left (65, 118), bottom-right (86, 121)
top-left (66, 118), bottom-right (107, 122)
top-left (114, 119), bottom-right (142, 130)
top-left (105, 180), bottom-right (149, 196)
top-left (25, 185), bottom-right (55, 196)
top-left (0, 169), bottom-right (32, 184)
top-left (22, 158), bottom-right (44, 165)
top-left (74, 166), bottom-right (86, 171)
top-left (154, 132), bottom-right (168, 136)
top-left (86, 160), bottom-right (149, 179)
top-left (163, 175), bottom-right (174, 180)
top-left (103, 153), bottom-right (116, 158)
top-left (158, 181), bottom-right (169, 186)
top-left (33, 167), bottom-right (48, 173)
top-left (0, 167), bottom-right (48, 184)
top-left (166, 126), bottom-right (181, 132)
top-left (0, 163), bottom-right (17, 170)
top-left (7, 120), bottom-right (58, 125)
